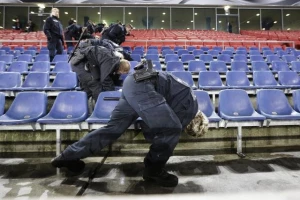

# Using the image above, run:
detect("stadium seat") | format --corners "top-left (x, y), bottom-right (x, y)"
top-left (52, 55), bottom-right (68, 64)
top-left (130, 54), bottom-right (141, 62)
top-left (207, 50), bottom-right (219, 57)
top-left (0, 55), bottom-right (14, 65)
top-left (278, 71), bottom-right (300, 88)
top-left (292, 90), bottom-right (300, 113)
top-left (253, 71), bottom-right (282, 88)
top-left (37, 91), bottom-right (88, 124)
top-left (122, 46), bottom-right (132, 53)
top-left (188, 60), bottom-right (206, 72)
top-left (51, 62), bottom-right (72, 73)
top-left (231, 61), bottom-right (250, 72)
top-left (212, 46), bottom-right (223, 53)
top-left (46, 72), bottom-right (77, 90)
top-left (86, 91), bottom-right (121, 123)
top-left (147, 46), bottom-right (158, 50)
top-left (165, 54), bottom-right (179, 63)
top-left (0, 50), bottom-right (6, 56)
top-left (171, 71), bottom-right (196, 89)
top-left (27, 46), bottom-right (38, 52)
top-left (249, 47), bottom-right (259, 51)
top-left (0, 72), bottom-right (21, 91)
top-left (129, 61), bottom-right (138, 71)
top-left (162, 49), bottom-right (175, 57)
top-left (217, 54), bottom-right (231, 64)
top-left (198, 71), bottom-right (226, 90)
top-left (193, 90), bottom-right (221, 122)
top-left (147, 49), bottom-right (159, 55)
top-left (16, 72), bottom-right (49, 90)
top-left (282, 55), bottom-right (297, 64)
top-left (263, 50), bottom-right (274, 57)
top-left (251, 61), bottom-right (270, 71)
top-left (0, 92), bottom-right (5, 115)
top-left (226, 71), bottom-right (254, 89)
top-left (152, 61), bottom-right (162, 71)
top-left (276, 50), bottom-right (288, 57)
top-left (0, 92), bottom-right (47, 125)
top-left (134, 46), bottom-right (144, 52)
top-left (7, 61), bottom-right (28, 74)
top-left (39, 50), bottom-right (49, 55)
top-left (174, 46), bottom-right (184, 53)
top-left (187, 46), bottom-right (196, 53)
top-left (177, 49), bottom-right (189, 57)
top-left (235, 50), bottom-right (247, 55)
top-left (271, 61), bottom-right (290, 72)
top-left (261, 47), bottom-right (271, 51)
top-left (199, 54), bottom-right (213, 64)
top-left (17, 54), bottom-right (33, 63)
top-left (192, 49), bottom-right (204, 58)
top-left (234, 54), bottom-right (248, 62)
top-left (166, 61), bottom-right (185, 71)
top-left (221, 50), bottom-right (233, 57)
top-left (200, 46), bottom-right (210, 52)
top-left (131, 50), bottom-right (144, 57)
top-left (219, 89), bottom-right (265, 121)
top-left (292, 51), bottom-right (300, 57)
top-left (161, 46), bottom-right (171, 52)
top-left (0, 46), bottom-right (11, 53)
top-left (35, 54), bottom-right (50, 62)
top-left (266, 55), bottom-right (281, 63)
top-left (249, 50), bottom-right (261, 56)
top-left (30, 61), bottom-right (50, 72)
top-left (181, 54), bottom-right (195, 63)
top-left (67, 46), bottom-right (74, 54)
top-left (145, 54), bottom-right (160, 62)
top-left (250, 55), bottom-right (265, 62)
top-left (14, 47), bottom-right (25, 54)
top-left (225, 47), bottom-right (234, 52)
top-left (237, 47), bottom-right (247, 51)
top-left (0, 61), bottom-right (6, 72)
top-left (291, 61), bottom-right (300, 72)
top-left (209, 61), bottom-right (227, 73)
top-left (23, 50), bottom-right (36, 57)
top-left (257, 89), bottom-right (300, 120)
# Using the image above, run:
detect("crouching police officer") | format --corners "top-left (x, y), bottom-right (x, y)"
top-left (64, 19), bottom-right (82, 48)
top-left (51, 60), bottom-right (209, 187)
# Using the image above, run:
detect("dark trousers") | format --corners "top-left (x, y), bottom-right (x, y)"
top-left (64, 34), bottom-right (74, 48)
top-left (47, 37), bottom-right (63, 61)
top-left (77, 72), bottom-right (102, 101)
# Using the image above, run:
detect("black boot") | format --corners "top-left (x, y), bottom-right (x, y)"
top-left (51, 154), bottom-right (85, 174)
top-left (143, 168), bottom-right (178, 187)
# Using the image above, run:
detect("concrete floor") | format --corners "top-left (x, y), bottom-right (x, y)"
top-left (1, 152), bottom-right (300, 199)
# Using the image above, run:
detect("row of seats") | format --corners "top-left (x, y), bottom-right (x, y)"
top-left (0, 54), bottom-right (68, 65)
top-left (1, 89), bottom-right (300, 126)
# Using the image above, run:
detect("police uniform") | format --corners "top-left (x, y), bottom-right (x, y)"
top-left (43, 15), bottom-right (64, 61)
top-left (61, 71), bottom-right (198, 172)
top-left (101, 23), bottom-right (126, 45)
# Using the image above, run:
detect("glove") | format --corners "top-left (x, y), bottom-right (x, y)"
top-left (184, 111), bottom-right (209, 138)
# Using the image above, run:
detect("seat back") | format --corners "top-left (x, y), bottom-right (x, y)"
top-left (166, 61), bottom-right (184, 71)
top-left (217, 54), bottom-right (231, 63)
top-left (162, 49), bottom-right (174, 57)
top-left (0, 72), bottom-right (21, 88)
top-left (278, 71), bottom-right (300, 86)
top-left (171, 72), bottom-right (194, 87)
top-left (145, 54), bottom-right (160, 61)
top-left (52, 62), bottom-right (72, 73)
top-left (130, 54), bottom-right (141, 62)
top-left (22, 72), bottom-right (49, 88)
top-left (250, 55), bottom-right (264, 62)
top-left (209, 61), bottom-right (227, 72)
top-left (0, 61), bottom-right (6, 72)
top-left (17, 54), bottom-right (32, 62)
top-left (198, 71), bottom-right (222, 87)
top-left (234, 54), bottom-right (248, 62)
top-left (192, 49), bottom-right (204, 57)
top-left (152, 61), bottom-right (162, 71)
top-left (52, 55), bottom-right (68, 63)
top-left (51, 72), bottom-right (77, 89)
top-left (0, 55), bottom-right (14, 64)
top-left (0, 92), bottom-right (5, 115)
top-left (235, 50), bottom-right (247, 55)
top-left (199, 54), bottom-right (213, 62)
top-left (283, 55), bottom-right (297, 63)
top-left (291, 61), bottom-right (300, 72)
top-left (253, 71), bottom-right (277, 86)
top-left (292, 90), bottom-right (300, 112)
top-left (7, 61), bottom-right (28, 73)
top-left (181, 54), bottom-right (195, 63)
top-left (231, 61), bottom-right (249, 71)
top-left (272, 61), bottom-right (290, 72)
top-left (147, 49), bottom-right (159, 55)
top-left (249, 50), bottom-right (261, 56)
top-left (31, 61), bottom-right (50, 72)
top-left (188, 60), bottom-right (206, 72)
top-left (193, 90), bottom-right (214, 117)
top-left (177, 49), bottom-right (189, 57)
top-left (35, 54), bottom-right (50, 62)
top-left (226, 71), bottom-right (250, 87)
top-left (219, 89), bottom-right (255, 116)
top-left (165, 54), bottom-right (179, 62)
top-left (221, 50), bottom-right (233, 57)
top-left (251, 61), bottom-right (270, 71)
top-left (266, 55), bottom-right (281, 63)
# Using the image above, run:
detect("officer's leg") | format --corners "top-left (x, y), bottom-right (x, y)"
top-left (47, 39), bottom-right (56, 62)
top-left (61, 97), bottom-right (138, 160)
top-left (87, 79), bottom-right (102, 102)
top-left (56, 38), bottom-right (63, 55)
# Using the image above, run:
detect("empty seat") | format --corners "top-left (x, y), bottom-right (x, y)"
top-left (209, 61), bottom-right (227, 73)
top-left (17, 54), bottom-right (33, 63)
top-left (171, 71), bottom-right (196, 89)
top-left (37, 91), bottom-right (88, 124)
top-left (199, 54), bottom-right (213, 64)
top-left (231, 61), bottom-right (250, 72)
top-left (0, 72), bottom-right (21, 90)
top-left (0, 50), bottom-right (6, 56)
top-left (145, 54), bottom-right (160, 62)
top-left (276, 50), bottom-right (288, 57)
top-left (177, 49), bottom-right (189, 57)
top-left (192, 49), bottom-right (204, 58)
top-left (35, 54), bottom-right (50, 62)
top-left (51, 62), bottom-right (72, 73)
top-left (249, 50), bottom-right (261, 56)
top-left (67, 46), bottom-right (74, 54)
top-left (271, 61), bottom-right (290, 72)
top-left (0, 46), bottom-right (11, 53)
top-left (46, 72), bottom-right (77, 90)
top-left (198, 71), bottom-right (225, 90)
top-left (0, 92), bottom-right (47, 124)
top-left (86, 91), bottom-right (121, 123)
top-left (17, 72), bottom-right (49, 90)
top-left (217, 54), bottom-right (231, 63)
top-left (234, 54), bottom-right (248, 62)
top-left (152, 61), bottom-right (162, 71)
top-left (187, 46), bottom-right (196, 53)
top-left (253, 71), bottom-right (282, 88)
top-left (130, 54), bottom-right (141, 62)
top-left (165, 54), bottom-right (179, 63)
top-left (207, 50), bottom-right (219, 57)
top-left (39, 50), bottom-right (49, 55)
top-left (261, 47), bottom-right (271, 51)
top-left (0, 92), bottom-right (5, 115)
top-left (292, 90), bottom-right (300, 113)
top-left (166, 61), bottom-right (185, 71)
top-left (250, 55), bottom-right (265, 62)
top-left (129, 61), bottom-right (138, 71)
top-left (235, 50), bottom-right (247, 55)
top-left (7, 61), bottom-right (28, 74)
top-left (221, 50), bottom-right (233, 57)
top-left (174, 46), bottom-right (184, 53)
top-left (0, 55), bottom-right (14, 65)
top-left (282, 55), bottom-right (297, 63)
top-left (193, 90), bottom-right (221, 122)
top-left (23, 50), bottom-right (36, 57)
top-left (263, 50), bottom-right (274, 57)
top-left (291, 61), bottom-right (300, 72)
top-left (257, 89), bottom-right (300, 120)
top-left (27, 46), bottom-right (38, 52)
top-left (52, 55), bottom-right (68, 63)
top-left (212, 46), bottom-right (223, 53)
top-left (200, 46), bottom-right (210, 51)
top-left (147, 49), bottom-right (159, 55)
top-left (225, 47), bottom-right (234, 52)
top-left (162, 49), bottom-right (175, 57)
top-left (278, 71), bottom-right (300, 88)
top-left (0, 61), bottom-right (6, 72)
top-left (30, 61), bottom-right (50, 72)
top-left (14, 47), bottom-right (25, 54)
top-left (249, 47), bottom-right (259, 51)
top-left (188, 60), bottom-right (206, 72)
top-left (131, 50), bottom-right (144, 57)
top-left (219, 89), bottom-right (265, 121)
top-left (181, 54), bottom-right (195, 63)
top-left (251, 61), bottom-right (270, 71)
top-left (266, 55), bottom-right (281, 63)
top-left (226, 71), bottom-right (254, 89)
top-left (161, 46), bottom-right (171, 52)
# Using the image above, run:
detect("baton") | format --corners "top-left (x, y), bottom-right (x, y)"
top-left (103, 97), bottom-right (120, 101)
top-left (68, 27), bottom-right (88, 63)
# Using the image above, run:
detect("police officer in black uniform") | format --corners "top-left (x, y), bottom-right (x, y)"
top-left (64, 19), bottom-right (82, 48)
top-left (101, 23), bottom-right (133, 45)
top-left (43, 8), bottom-right (64, 62)
top-left (51, 61), bottom-right (209, 187)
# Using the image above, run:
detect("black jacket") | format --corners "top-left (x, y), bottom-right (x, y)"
top-left (101, 24), bottom-right (126, 45)
top-left (43, 16), bottom-right (63, 40)
top-left (65, 24), bottom-right (82, 40)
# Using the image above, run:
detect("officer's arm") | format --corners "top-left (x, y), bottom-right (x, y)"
top-left (101, 76), bottom-right (115, 92)
top-left (43, 18), bottom-right (52, 40)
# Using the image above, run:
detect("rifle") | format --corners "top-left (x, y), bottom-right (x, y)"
top-left (68, 27), bottom-right (87, 63)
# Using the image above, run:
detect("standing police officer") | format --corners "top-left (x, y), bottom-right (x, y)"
top-left (51, 61), bottom-right (209, 187)
top-left (43, 8), bottom-right (64, 62)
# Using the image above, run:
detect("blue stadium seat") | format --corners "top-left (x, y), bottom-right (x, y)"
top-left (166, 61), bottom-right (185, 71)
top-left (161, 46), bottom-right (171, 52)
top-left (253, 71), bottom-right (282, 88)
top-left (209, 61), bottom-right (227, 73)
top-left (282, 55), bottom-right (297, 64)
top-left (199, 54), bottom-right (213, 64)
top-left (274, 47), bottom-right (283, 52)
top-left (37, 91), bottom-right (88, 124)
top-left (45, 72), bottom-right (77, 90)
top-left (181, 54), bottom-right (195, 63)
top-left (148, 46), bottom-right (158, 50)
top-left (200, 46), bottom-right (210, 52)
top-left (207, 50), bottom-right (219, 57)
top-left (271, 61), bottom-right (290, 72)
top-left (261, 47), bottom-right (271, 51)
top-left (249, 47), bottom-right (259, 51)
top-left (147, 49), bottom-right (159, 55)
top-left (217, 54), bottom-right (231, 64)
top-left (188, 60), bottom-right (206, 72)
top-left (291, 61), bottom-right (300, 72)
top-left (52, 55), bottom-right (68, 64)
top-left (27, 46), bottom-right (38, 52)
top-left (17, 72), bottom-right (49, 90)
top-left (122, 46), bottom-right (132, 53)
top-left (278, 71), bottom-right (300, 88)
top-left (131, 50), bottom-right (144, 57)
top-left (171, 71), bottom-right (196, 89)
top-left (152, 61), bottom-right (162, 71)
top-left (177, 49), bottom-right (189, 57)
top-left (276, 50), bottom-right (288, 57)
top-left (134, 46), bottom-right (144, 52)
top-left (14, 47), bottom-right (25, 54)
top-left (235, 50), bottom-right (247, 55)
top-left (221, 50), bottom-right (233, 57)
top-left (0, 50), bottom-right (6, 56)
top-left (17, 54), bottom-right (33, 63)
top-left (192, 49), bottom-right (204, 58)
top-left (86, 91), bottom-right (121, 124)
top-left (7, 61), bottom-right (28, 74)
top-left (67, 46), bottom-right (74, 54)
top-left (266, 55), bottom-right (281, 63)
top-left (0, 46), bottom-right (11, 53)
top-left (251, 61), bottom-right (270, 71)
top-left (226, 71), bottom-right (254, 89)
top-left (174, 46), bottom-right (184, 53)
top-left (250, 55), bottom-right (265, 62)
top-left (23, 50), bottom-right (36, 57)
top-left (212, 46), bottom-right (223, 53)
top-left (225, 47), bottom-right (235, 52)
top-left (193, 90), bottom-right (221, 122)
top-left (130, 54), bottom-right (141, 62)
top-left (234, 54), bottom-right (248, 62)
top-left (219, 89), bottom-right (265, 121)
top-left (285, 47), bottom-right (295, 53)
top-left (292, 50), bottom-right (300, 57)
top-left (0, 92), bottom-right (47, 124)
top-left (51, 62), bottom-right (72, 73)
top-left (249, 50), bottom-right (261, 56)
top-left (263, 50), bottom-right (274, 57)
top-left (145, 54), bottom-right (160, 62)
top-left (30, 61), bottom-right (50, 72)
top-left (0, 61), bottom-right (6, 72)
top-left (257, 89), bottom-right (300, 120)
top-left (198, 71), bottom-right (226, 90)
top-left (231, 61), bottom-right (250, 72)
top-left (34, 54), bottom-right (50, 62)
top-left (237, 47), bottom-right (247, 51)
top-left (129, 61), bottom-right (138, 71)
top-left (0, 55), bottom-right (14, 65)
top-left (187, 46), bottom-right (196, 53)
top-left (40, 47), bottom-right (48, 51)
top-left (292, 90), bottom-right (300, 113)
top-left (0, 72), bottom-right (21, 90)
top-left (162, 49), bottom-right (175, 57)
top-left (39, 50), bottom-right (49, 55)
top-left (165, 54), bottom-right (179, 63)
top-left (8, 50), bottom-right (21, 59)
top-left (0, 92), bottom-right (5, 115)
